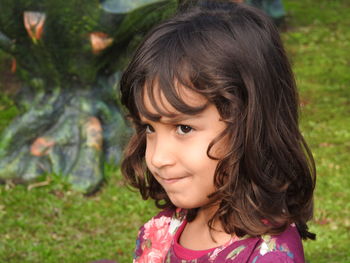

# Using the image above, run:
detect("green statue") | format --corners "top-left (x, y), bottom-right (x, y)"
top-left (0, 0), bottom-right (182, 193)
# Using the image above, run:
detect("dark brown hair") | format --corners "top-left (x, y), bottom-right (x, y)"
top-left (120, 1), bottom-right (316, 240)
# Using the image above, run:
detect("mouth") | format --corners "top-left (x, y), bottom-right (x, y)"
top-left (155, 174), bottom-right (189, 184)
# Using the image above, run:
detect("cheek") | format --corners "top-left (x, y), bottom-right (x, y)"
top-left (187, 143), bottom-right (218, 174)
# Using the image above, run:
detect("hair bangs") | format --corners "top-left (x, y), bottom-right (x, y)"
top-left (132, 25), bottom-right (209, 121)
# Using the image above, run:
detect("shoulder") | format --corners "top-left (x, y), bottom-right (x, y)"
top-left (133, 208), bottom-right (186, 262)
top-left (250, 224), bottom-right (305, 263)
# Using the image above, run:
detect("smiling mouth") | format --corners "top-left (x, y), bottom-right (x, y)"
top-left (156, 174), bottom-right (188, 184)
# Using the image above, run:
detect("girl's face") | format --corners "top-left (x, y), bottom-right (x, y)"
top-left (141, 85), bottom-right (226, 209)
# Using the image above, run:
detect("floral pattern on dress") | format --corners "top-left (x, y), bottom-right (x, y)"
top-left (134, 209), bottom-right (303, 263)
top-left (251, 234), bottom-right (295, 263)
top-left (225, 245), bottom-right (246, 260)
top-left (260, 234), bottom-right (293, 257)
top-left (134, 209), bottom-right (184, 263)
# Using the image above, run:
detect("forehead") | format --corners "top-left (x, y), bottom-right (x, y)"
top-left (141, 81), bottom-right (208, 119)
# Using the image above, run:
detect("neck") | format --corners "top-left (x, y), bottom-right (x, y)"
top-left (195, 205), bottom-right (220, 229)
top-left (179, 205), bottom-right (232, 250)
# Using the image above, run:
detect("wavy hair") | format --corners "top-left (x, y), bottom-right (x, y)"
top-left (120, 1), bottom-right (316, 240)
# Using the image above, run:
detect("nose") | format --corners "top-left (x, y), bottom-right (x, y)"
top-left (148, 136), bottom-right (176, 169)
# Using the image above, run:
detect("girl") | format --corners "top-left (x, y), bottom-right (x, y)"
top-left (120, 1), bottom-right (316, 262)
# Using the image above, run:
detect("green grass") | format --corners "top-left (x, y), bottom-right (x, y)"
top-left (0, 171), bottom-right (157, 263)
top-left (1, 0), bottom-right (350, 262)
top-left (283, 0), bottom-right (350, 262)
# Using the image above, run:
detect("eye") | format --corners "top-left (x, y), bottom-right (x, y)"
top-left (145, 124), bottom-right (155, 134)
top-left (176, 125), bottom-right (193, 135)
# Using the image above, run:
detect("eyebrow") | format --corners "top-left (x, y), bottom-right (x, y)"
top-left (140, 113), bottom-right (201, 124)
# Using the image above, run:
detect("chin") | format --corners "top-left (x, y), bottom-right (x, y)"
top-left (170, 199), bottom-right (205, 210)
top-left (170, 200), bottom-right (193, 209)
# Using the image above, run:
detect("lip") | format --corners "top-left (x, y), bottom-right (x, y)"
top-left (156, 174), bottom-right (189, 184)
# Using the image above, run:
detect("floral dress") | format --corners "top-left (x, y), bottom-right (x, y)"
top-left (133, 209), bottom-right (305, 263)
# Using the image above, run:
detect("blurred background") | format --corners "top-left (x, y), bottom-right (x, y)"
top-left (0, 0), bottom-right (349, 262)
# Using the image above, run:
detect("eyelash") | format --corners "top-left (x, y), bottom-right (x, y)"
top-left (144, 124), bottom-right (194, 135)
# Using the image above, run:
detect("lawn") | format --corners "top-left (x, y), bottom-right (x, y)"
top-left (1, 0), bottom-right (350, 262)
